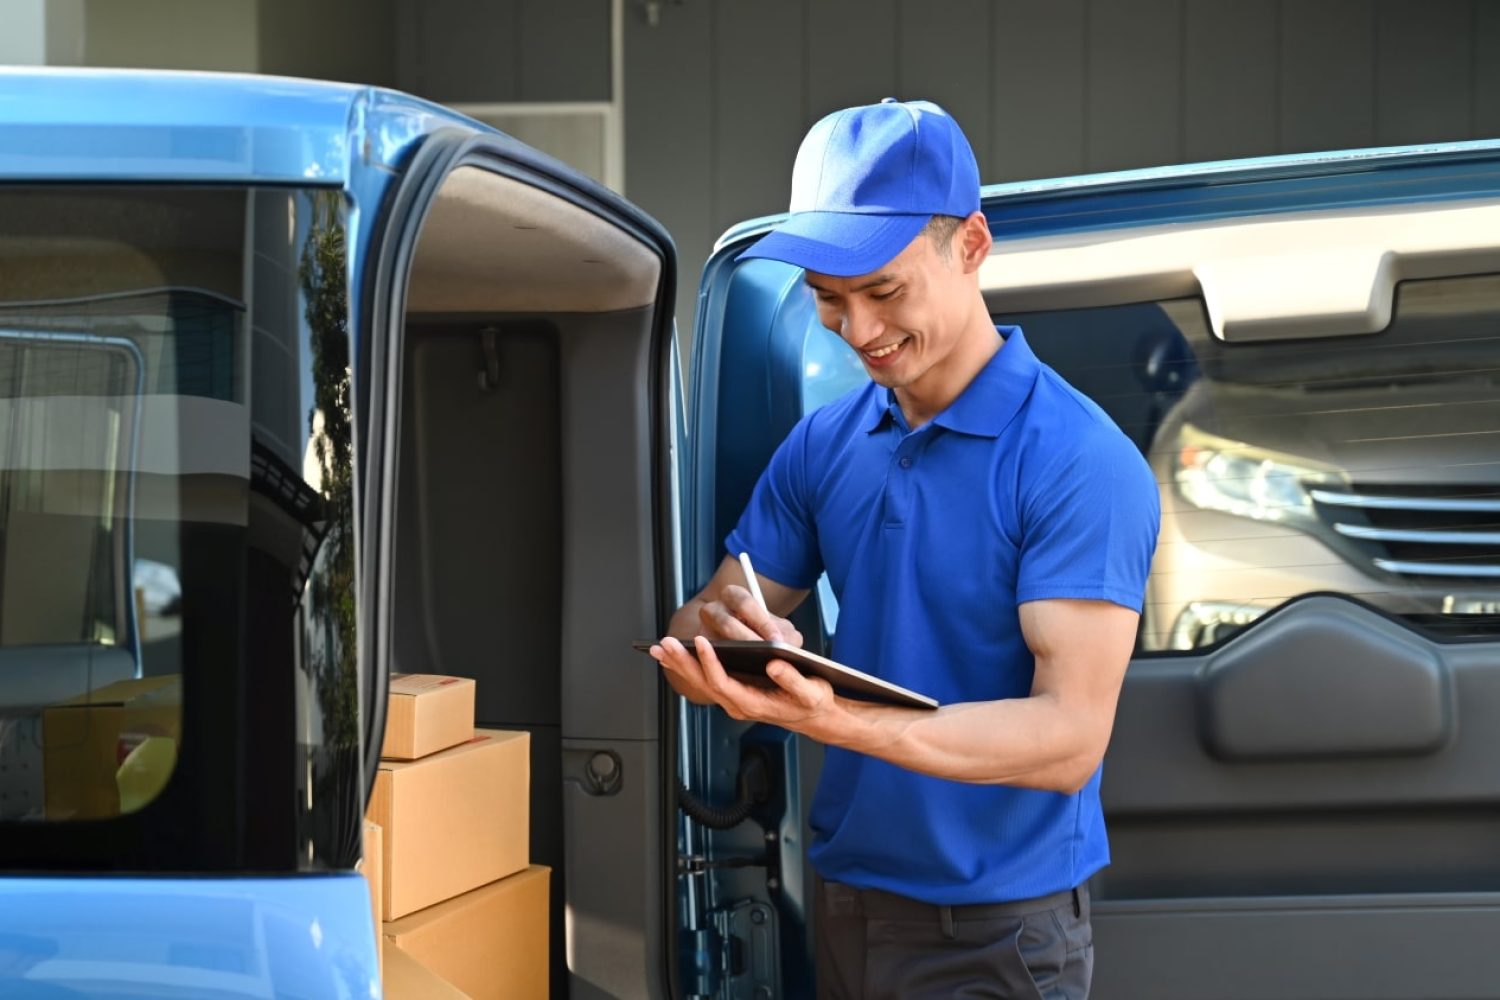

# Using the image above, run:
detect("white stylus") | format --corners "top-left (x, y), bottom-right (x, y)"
top-left (738, 551), bottom-right (770, 615)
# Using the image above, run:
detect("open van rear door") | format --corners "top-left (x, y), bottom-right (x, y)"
top-left (685, 142), bottom-right (1500, 999)
top-left (362, 125), bottom-right (681, 998)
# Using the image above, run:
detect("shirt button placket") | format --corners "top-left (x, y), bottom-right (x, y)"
top-left (885, 444), bottom-right (915, 528)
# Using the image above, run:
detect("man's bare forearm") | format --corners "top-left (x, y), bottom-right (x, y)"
top-left (811, 600), bottom-right (1131, 793)
top-left (830, 694), bottom-right (1109, 794)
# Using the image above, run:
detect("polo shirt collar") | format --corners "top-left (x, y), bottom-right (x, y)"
top-left (860, 326), bottom-right (1039, 438)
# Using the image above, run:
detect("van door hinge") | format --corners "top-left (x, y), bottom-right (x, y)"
top-left (676, 854), bottom-right (765, 876)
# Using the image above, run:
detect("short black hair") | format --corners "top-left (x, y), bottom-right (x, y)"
top-left (923, 214), bottom-right (965, 261)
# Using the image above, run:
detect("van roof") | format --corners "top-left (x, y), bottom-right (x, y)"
top-left (0, 67), bottom-right (480, 184)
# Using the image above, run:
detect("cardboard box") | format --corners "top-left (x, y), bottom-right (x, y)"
top-left (383, 866), bottom-right (549, 1000)
top-left (43, 674), bottom-right (181, 820)
top-left (381, 674), bottom-right (476, 760)
top-left (360, 820), bottom-right (384, 968)
top-left (368, 729), bottom-right (529, 919)
top-left (383, 943), bottom-right (470, 999)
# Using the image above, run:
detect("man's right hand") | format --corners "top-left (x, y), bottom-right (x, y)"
top-left (698, 583), bottom-right (804, 647)
top-left (655, 555), bottom-right (811, 705)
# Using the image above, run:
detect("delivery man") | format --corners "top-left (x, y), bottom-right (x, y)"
top-left (650, 98), bottom-right (1160, 1000)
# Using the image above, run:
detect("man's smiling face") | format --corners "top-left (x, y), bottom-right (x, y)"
top-left (803, 216), bottom-right (983, 397)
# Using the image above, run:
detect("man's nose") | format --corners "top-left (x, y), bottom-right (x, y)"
top-left (840, 299), bottom-right (883, 347)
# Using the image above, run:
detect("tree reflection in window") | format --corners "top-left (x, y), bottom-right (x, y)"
top-left (297, 191), bottom-right (359, 864)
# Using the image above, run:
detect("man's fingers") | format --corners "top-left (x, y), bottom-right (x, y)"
top-left (658, 635), bottom-right (751, 713)
top-left (720, 585), bottom-right (785, 641)
top-left (653, 638), bottom-right (715, 699)
top-left (693, 635), bottom-right (762, 718)
top-left (655, 636), bottom-right (694, 667)
top-left (698, 600), bottom-right (763, 640)
top-left (764, 660), bottom-right (811, 703)
top-left (696, 586), bottom-right (804, 648)
top-left (766, 659), bottom-right (830, 709)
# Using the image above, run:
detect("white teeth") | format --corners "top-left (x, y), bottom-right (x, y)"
top-left (868, 341), bottom-right (903, 358)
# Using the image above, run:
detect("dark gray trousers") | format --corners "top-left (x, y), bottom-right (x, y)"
top-left (814, 877), bottom-right (1094, 1000)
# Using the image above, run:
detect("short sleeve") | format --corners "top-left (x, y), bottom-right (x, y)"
top-left (724, 415), bottom-right (823, 589)
top-left (1015, 427), bottom-right (1160, 612)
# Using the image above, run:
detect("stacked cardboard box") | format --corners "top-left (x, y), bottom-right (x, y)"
top-left (360, 820), bottom-right (383, 967)
top-left (384, 943), bottom-right (469, 997)
top-left (385, 865), bottom-right (549, 998)
top-left (380, 673), bottom-right (476, 761)
top-left (365, 674), bottom-right (548, 999)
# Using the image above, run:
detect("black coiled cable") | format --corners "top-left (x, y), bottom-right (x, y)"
top-left (677, 748), bottom-right (771, 830)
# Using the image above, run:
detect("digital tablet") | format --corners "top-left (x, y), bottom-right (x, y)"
top-left (633, 639), bottom-right (938, 710)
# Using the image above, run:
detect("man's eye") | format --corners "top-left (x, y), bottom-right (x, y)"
top-left (871, 288), bottom-right (899, 301)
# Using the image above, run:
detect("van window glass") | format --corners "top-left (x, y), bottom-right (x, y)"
top-left (1004, 274), bottom-right (1500, 652)
top-left (0, 187), bottom-right (356, 826)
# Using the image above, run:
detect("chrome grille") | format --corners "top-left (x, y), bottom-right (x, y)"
top-left (1310, 485), bottom-right (1500, 580)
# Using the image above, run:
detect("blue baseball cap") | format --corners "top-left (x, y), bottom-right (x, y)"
top-left (738, 98), bottom-right (981, 277)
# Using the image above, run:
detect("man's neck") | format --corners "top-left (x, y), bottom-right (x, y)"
top-left (894, 321), bottom-right (1003, 429)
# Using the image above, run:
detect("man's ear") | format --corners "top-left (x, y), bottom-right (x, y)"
top-left (957, 211), bottom-right (992, 273)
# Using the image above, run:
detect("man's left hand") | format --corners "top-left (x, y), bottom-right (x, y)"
top-left (652, 635), bottom-right (850, 740)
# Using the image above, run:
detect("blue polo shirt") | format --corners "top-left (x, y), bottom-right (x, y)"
top-left (725, 326), bottom-right (1159, 905)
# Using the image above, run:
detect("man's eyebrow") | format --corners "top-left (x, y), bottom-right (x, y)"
top-left (804, 273), bottom-right (898, 293)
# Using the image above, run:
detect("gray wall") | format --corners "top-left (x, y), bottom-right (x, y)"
top-left (49, 0), bottom-right (605, 100)
top-left (260, 0), bottom-right (396, 88)
top-left (392, 0), bottom-right (610, 103)
top-left (83, 0), bottom-right (259, 72)
top-left (624, 0), bottom-right (1500, 336)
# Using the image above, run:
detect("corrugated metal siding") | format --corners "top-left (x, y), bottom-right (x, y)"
top-left (623, 0), bottom-right (1500, 332)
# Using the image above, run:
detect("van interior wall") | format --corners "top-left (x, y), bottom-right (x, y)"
top-left (393, 305), bottom-right (657, 992)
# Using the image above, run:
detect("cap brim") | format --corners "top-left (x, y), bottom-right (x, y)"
top-left (736, 212), bottom-right (930, 277)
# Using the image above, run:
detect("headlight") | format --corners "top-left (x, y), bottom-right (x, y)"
top-left (1169, 600), bottom-right (1270, 650)
top-left (1173, 424), bottom-right (1334, 526)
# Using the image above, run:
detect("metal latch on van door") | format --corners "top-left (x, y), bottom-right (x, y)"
top-left (563, 748), bottom-right (623, 796)
top-left (682, 900), bottom-right (782, 1000)
top-left (714, 900), bottom-right (780, 1000)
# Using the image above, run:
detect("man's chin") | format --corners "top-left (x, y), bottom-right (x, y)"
top-left (864, 363), bottom-right (915, 390)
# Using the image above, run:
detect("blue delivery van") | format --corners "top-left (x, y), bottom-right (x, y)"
top-left (8, 66), bottom-right (1500, 999)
